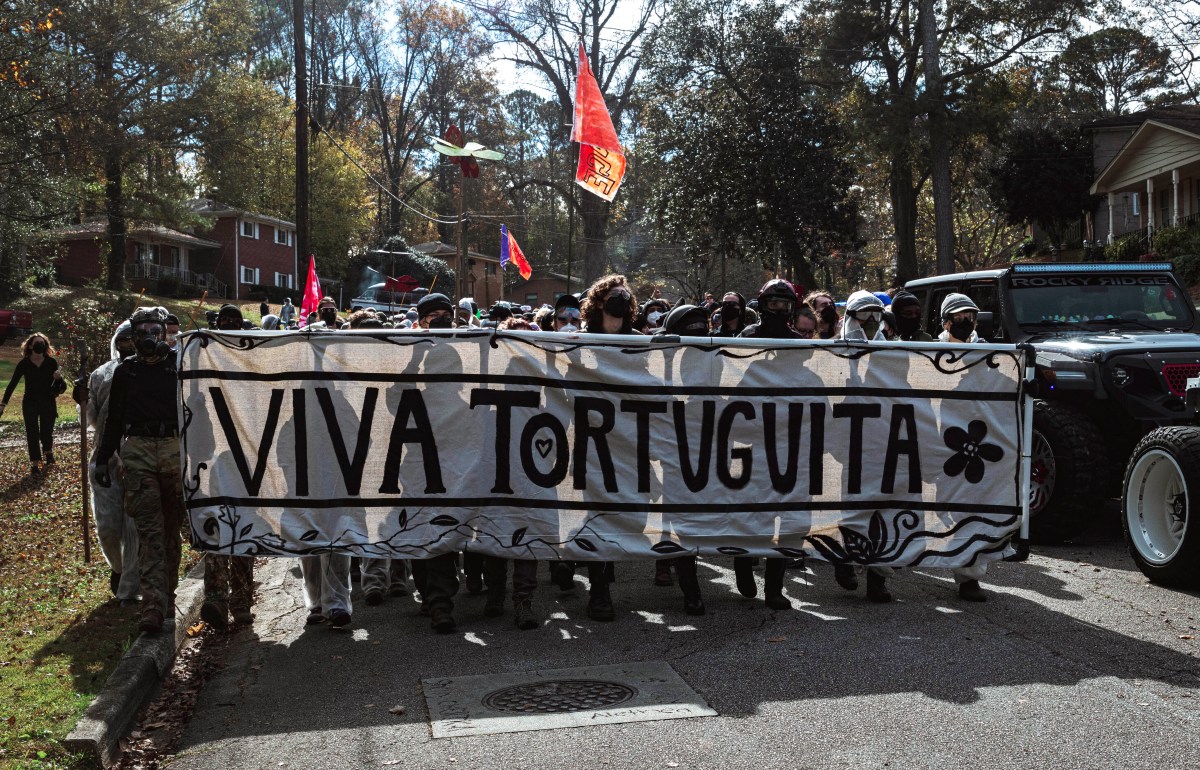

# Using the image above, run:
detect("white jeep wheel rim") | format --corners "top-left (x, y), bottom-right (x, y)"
top-left (1030, 429), bottom-right (1056, 516)
top-left (1126, 448), bottom-right (1189, 565)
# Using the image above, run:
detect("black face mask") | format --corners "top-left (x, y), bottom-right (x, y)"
top-left (721, 303), bottom-right (741, 321)
top-left (820, 306), bottom-right (838, 324)
top-left (31, 341), bottom-right (47, 355)
top-left (320, 309), bottom-right (337, 325)
top-left (895, 313), bottom-right (922, 337)
top-left (603, 295), bottom-right (631, 318)
top-left (949, 319), bottom-right (976, 341)
top-left (426, 317), bottom-right (453, 329)
top-left (116, 341), bottom-right (135, 359)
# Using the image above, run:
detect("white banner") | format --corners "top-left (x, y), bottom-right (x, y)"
top-left (179, 330), bottom-right (1026, 568)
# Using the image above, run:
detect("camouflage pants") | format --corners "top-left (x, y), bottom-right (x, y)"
top-left (203, 555), bottom-right (254, 613)
top-left (122, 435), bottom-right (185, 618)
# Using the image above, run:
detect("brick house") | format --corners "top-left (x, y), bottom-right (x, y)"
top-left (50, 220), bottom-right (226, 296)
top-left (508, 271), bottom-right (571, 308)
top-left (188, 199), bottom-right (298, 300)
top-left (410, 241), bottom-right (504, 307)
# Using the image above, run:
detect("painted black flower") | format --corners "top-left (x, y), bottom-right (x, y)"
top-left (943, 420), bottom-right (1004, 483)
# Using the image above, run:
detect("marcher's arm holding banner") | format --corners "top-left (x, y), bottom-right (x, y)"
top-left (93, 368), bottom-right (129, 487)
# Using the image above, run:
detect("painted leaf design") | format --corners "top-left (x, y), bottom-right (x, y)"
top-left (299, 530), bottom-right (320, 541)
top-left (868, 512), bottom-right (887, 551)
top-left (840, 527), bottom-right (874, 561)
top-left (805, 535), bottom-right (847, 563)
top-left (774, 547), bottom-right (808, 558)
top-left (397, 509), bottom-right (408, 530)
top-left (511, 527), bottom-right (527, 547)
top-left (239, 524), bottom-right (253, 538)
top-left (716, 546), bottom-right (749, 555)
top-left (429, 515), bottom-right (459, 526)
top-left (650, 541), bottom-right (686, 555)
top-left (203, 517), bottom-right (219, 536)
top-left (574, 537), bottom-right (597, 552)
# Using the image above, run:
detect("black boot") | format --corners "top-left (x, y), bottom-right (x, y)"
top-left (483, 557), bottom-right (507, 617)
top-left (587, 566), bottom-right (615, 621)
top-left (866, 569), bottom-right (892, 603)
top-left (834, 564), bottom-right (859, 591)
top-left (763, 558), bottom-right (791, 610)
top-left (654, 559), bottom-right (673, 587)
top-left (675, 557), bottom-right (705, 616)
top-left (734, 557), bottom-right (758, 598)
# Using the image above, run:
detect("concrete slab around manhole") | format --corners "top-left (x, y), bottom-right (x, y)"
top-left (422, 660), bottom-right (716, 738)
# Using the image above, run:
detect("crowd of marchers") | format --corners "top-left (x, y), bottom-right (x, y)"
top-left (1, 275), bottom-right (994, 638)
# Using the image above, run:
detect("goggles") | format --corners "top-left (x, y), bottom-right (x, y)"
top-left (556, 308), bottom-right (581, 322)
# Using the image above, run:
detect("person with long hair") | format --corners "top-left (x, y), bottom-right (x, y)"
top-left (804, 290), bottom-right (840, 339)
top-left (1, 332), bottom-right (63, 474)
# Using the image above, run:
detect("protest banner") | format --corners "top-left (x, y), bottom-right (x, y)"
top-left (179, 330), bottom-right (1026, 568)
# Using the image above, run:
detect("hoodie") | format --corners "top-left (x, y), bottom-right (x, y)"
top-left (838, 290), bottom-right (887, 341)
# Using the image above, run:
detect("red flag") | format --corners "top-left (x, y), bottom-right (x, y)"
top-left (572, 44), bottom-right (626, 202)
top-left (500, 224), bottom-right (532, 280)
top-left (299, 255), bottom-right (321, 327)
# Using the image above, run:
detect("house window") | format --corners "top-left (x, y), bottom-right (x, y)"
top-left (275, 228), bottom-right (292, 246)
top-left (486, 263), bottom-right (496, 276)
top-left (525, 293), bottom-right (538, 304)
top-left (274, 272), bottom-right (293, 289)
top-left (136, 243), bottom-right (157, 264)
top-left (1132, 192), bottom-right (1140, 217)
top-left (240, 220), bottom-right (258, 238)
top-left (240, 266), bottom-right (260, 284)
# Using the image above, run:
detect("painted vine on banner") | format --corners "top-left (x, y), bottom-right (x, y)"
top-left (178, 330), bottom-right (1026, 568)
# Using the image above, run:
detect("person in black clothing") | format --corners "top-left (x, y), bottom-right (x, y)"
top-left (714, 292), bottom-right (750, 338)
top-left (92, 307), bottom-right (185, 634)
top-left (1, 333), bottom-right (63, 474)
top-left (734, 279), bottom-right (803, 610)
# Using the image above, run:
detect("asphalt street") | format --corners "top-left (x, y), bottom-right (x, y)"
top-left (163, 516), bottom-right (1199, 770)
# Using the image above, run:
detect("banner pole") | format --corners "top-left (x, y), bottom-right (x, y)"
top-left (1018, 344), bottom-right (1035, 548)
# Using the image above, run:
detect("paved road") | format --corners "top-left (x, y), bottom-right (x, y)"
top-left (166, 518), bottom-right (1199, 770)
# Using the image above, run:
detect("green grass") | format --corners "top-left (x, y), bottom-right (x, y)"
top-left (0, 442), bottom-right (139, 769)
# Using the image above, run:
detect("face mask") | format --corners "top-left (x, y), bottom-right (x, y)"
top-left (426, 317), bottom-right (453, 329)
top-left (860, 320), bottom-right (881, 339)
top-left (558, 323), bottom-right (577, 333)
top-left (647, 310), bottom-right (663, 326)
top-left (166, 331), bottom-right (178, 343)
top-left (117, 341), bottom-right (135, 359)
top-left (820, 306), bottom-right (839, 323)
top-left (721, 302), bottom-right (741, 319)
top-left (31, 341), bottom-right (47, 355)
top-left (949, 319), bottom-right (976, 341)
top-left (320, 309), bottom-right (337, 324)
top-left (604, 294), bottom-right (631, 318)
top-left (895, 312), bottom-right (921, 336)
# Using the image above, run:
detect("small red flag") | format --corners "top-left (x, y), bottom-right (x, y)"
top-left (299, 255), bottom-right (321, 327)
top-left (500, 224), bottom-right (532, 280)
top-left (572, 44), bottom-right (626, 202)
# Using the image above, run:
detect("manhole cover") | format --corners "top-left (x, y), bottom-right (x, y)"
top-left (483, 680), bottom-right (637, 713)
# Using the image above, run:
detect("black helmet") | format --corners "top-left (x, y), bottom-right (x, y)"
top-left (758, 279), bottom-right (798, 303)
top-left (660, 304), bottom-right (710, 336)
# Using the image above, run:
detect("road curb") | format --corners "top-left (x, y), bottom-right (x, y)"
top-left (63, 560), bottom-right (207, 768)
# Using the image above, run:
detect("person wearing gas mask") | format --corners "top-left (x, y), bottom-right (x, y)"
top-left (1, 332), bottom-right (64, 475)
top-left (552, 294), bottom-right (581, 333)
top-left (938, 292), bottom-right (990, 602)
top-left (200, 305), bottom-right (257, 629)
top-left (714, 292), bottom-right (750, 338)
top-left (830, 290), bottom-right (895, 602)
top-left (312, 297), bottom-right (341, 329)
top-left (733, 279), bottom-right (803, 610)
top-left (839, 290), bottom-right (887, 342)
top-left (890, 291), bottom-right (932, 342)
top-left (279, 297), bottom-right (295, 327)
top-left (84, 322), bottom-right (141, 604)
top-left (805, 291), bottom-right (841, 339)
top-left (457, 298), bottom-right (479, 328)
top-left (92, 307), bottom-right (185, 635)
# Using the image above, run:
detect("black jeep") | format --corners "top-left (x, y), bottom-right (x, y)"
top-left (905, 262), bottom-right (1200, 547)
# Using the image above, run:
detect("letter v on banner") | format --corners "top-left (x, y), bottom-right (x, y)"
top-left (572, 43), bottom-right (626, 202)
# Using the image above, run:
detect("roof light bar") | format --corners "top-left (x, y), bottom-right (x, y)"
top-left (1011, 262), bottom-right (1174, 273)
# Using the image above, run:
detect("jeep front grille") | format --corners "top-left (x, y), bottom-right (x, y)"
top-left (1161, 363), bottom-right (1200, 396)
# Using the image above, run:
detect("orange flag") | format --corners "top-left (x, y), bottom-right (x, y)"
top-left (571, 44), bottom-right (626, 202)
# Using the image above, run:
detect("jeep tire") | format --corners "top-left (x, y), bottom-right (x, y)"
top-left (1121, 427), bottom-right (1200, 589)
top-left (1029, 400), bottom-right (1108, 542)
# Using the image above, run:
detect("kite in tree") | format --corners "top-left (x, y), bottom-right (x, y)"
top-left (572, 44), bottom-right (627, 202)
top-left (429, 125), bottom-right (504, 178)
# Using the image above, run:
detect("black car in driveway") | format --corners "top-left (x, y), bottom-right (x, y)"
top-left (905, 262), bottom-right (1200, 549)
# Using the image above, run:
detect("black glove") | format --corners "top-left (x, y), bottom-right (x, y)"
top-left (72, 380), bottom-right (88, 405)
top-left (92, 459), bottom-right (111, 488)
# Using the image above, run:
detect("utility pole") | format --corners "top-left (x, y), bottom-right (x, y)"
top-left (293, 0), bottom-right (310, 265)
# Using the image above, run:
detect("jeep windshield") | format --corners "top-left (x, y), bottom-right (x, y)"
top-left (1009, 275), bottom-right (1195, 331)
